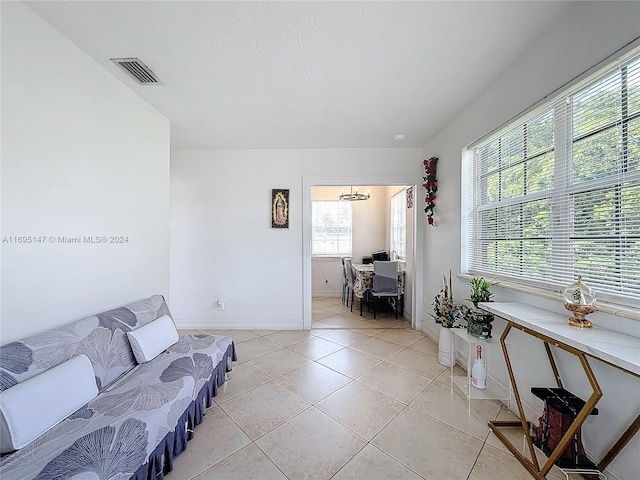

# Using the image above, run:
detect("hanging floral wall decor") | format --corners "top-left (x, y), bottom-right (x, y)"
top-left (423, 156), bottom-right (438, 225)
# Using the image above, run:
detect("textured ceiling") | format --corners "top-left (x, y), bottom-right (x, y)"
top-left (27, 1), bottom-right (573, 150)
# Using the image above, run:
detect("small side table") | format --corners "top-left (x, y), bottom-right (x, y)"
top-left (449, 327), bottom-right (510, 412)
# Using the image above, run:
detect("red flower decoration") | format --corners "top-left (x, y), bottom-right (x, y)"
top-left (422, 157), bottom-right (438, 226)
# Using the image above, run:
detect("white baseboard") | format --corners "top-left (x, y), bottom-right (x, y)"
top-left (175, 319), bottom-right (303, 330)
top-left (421, 326), bottom-right (438, 344)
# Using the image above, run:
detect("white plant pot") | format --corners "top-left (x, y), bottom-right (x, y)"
top-left (438, 327), bottom-right (455, 367)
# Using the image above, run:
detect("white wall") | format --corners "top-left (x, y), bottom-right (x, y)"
top-left (421, 2), bottom-right (640, 478)
top-left (1, 2), bottom-right (171, 343)
top-left (170, 148), bottom-right (422, 329)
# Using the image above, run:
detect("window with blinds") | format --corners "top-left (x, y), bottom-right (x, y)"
top-left (462, 46), bottom-right (640, 305)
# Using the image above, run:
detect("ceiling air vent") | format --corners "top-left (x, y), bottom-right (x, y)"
top-left (111, 58), bottom-right (160, 85)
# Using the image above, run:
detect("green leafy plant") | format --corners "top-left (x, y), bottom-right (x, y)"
top-left (468, 276), bottom-right (497, 306)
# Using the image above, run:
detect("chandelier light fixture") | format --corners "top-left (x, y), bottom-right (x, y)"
top-left (339, 186), bottom-right (370, 201)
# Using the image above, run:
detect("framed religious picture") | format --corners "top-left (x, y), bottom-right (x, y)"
top-left (271, 189), bottom-right (289, 228)
top-left (406, 186), bottom-right (414, 209)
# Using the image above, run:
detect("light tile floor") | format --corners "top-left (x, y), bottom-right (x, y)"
top-left (171, 296), bottom-right (570, 480)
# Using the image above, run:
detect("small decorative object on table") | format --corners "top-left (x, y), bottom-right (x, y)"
top-left (563, 275), bottom-right (596, 328)
top-left (422, 157), bottom-right (438, 226)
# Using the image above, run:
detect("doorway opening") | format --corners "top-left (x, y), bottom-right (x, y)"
top-left (302, 176), bottom-right (424, 332)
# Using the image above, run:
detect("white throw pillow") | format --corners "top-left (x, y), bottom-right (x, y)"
top-left (0, 354), bottom-right (98, 452)
top-left (126, 314), bottom-right (179, 363)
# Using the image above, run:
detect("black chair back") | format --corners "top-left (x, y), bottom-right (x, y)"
top-left (371, 250), bottom-right (390, 262)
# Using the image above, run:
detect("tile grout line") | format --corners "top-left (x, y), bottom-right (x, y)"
top-left (185, 300), bottom-right (524, 480)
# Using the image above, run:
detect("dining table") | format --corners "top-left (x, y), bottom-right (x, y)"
top-left (351, 263), bottom-right (406, 315)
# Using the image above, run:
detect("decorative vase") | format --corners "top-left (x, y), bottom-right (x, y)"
top-left (467, 308), bottom-right (494, 339)
top-left (438, 327), bottom-right (455, 367)
top-left (563, 275), bottom-right (597, 328)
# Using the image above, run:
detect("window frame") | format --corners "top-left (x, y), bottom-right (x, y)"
top-left (311, 200), bottom-right (353, 257)
top-left (462, 46), bottom-right (640, 308)
top-left (390, 189), bottom-right (407, 260)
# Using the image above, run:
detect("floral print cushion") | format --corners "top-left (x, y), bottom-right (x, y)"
top-left (0, 296), bottom-right (235, 480)
top-left (0, 295), bottom-right (170, 391)
top-left (0, 332), bottom-right (233, 480)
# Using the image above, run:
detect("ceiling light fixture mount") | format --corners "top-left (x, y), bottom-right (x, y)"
top-left (339, 186), bottom-right (371, 201)
top-left (394, 134), bottom-right (406, 142)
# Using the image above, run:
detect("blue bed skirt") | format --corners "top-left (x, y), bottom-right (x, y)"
top-left (132, 341), bottom-right (236, 480)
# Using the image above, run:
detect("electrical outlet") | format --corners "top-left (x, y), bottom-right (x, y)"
top-left (216, 300), bottom-right (224, 311)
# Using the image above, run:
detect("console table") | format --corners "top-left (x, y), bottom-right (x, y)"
top-left (479, 302), bottom-right (640, 479)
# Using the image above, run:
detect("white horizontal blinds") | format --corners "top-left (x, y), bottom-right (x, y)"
top-left (468, 104), bottom-right (556, 286)
top-left (562, 53), bottom-right (640, 300)
top-left (465, 46), bottom-right (640, 304)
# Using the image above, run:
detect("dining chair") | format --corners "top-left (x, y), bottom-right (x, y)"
top-left (344, 258), bottom-right (355, 310)
top-left (370, 261), bottom-right (399, 319)
top-left (340, 257), bottom-right (350, 305)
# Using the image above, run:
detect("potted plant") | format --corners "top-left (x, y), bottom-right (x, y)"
top-left (468, 276), bottom-right (496, 307)
top-left (432, 271), bottom-right (458, 366)
top-left (465, 276), bottom-right (497, 338)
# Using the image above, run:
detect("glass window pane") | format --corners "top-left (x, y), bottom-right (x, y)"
top-left (627, 117), bottom-right (640, 172)
top-left (523, 199), bottom-right (550, 237)
top-left (486, 173), bottom-right (499, 203)
top-left (485, 140), bottom-right (501, 171)
top-left (526, 152), bottom-right (554, 195)
top-left (496, 240), bottom-right (522, 270)
top-left (312, 201), bottom-right (352, 255)
top-left (573, 71), bottom-right (621, 138)
top-left (522, 240), bottom-right (550, 277)
top-left (572, 126), bottom-right (621, 182)
top-left (622, 241), bottom-right (640, 297)
top-left (480, 210), bottom-right (497, 239)
top-left (622, 183), bottom-right (640, 236)
top-left (626, 58), bottom-right (640, 116)
top-left (500, 163), bottom-right (524, 199)
top-left (496, 205), bottom-right (521, 239)
top-left (527, 112), bottom-right (554, 157)
top-left (502, 127), bottom-right (525, 167)
top-left (573, 188), bottom-right (617, 237)
top-left (573, 240), bottom-right (616, 286)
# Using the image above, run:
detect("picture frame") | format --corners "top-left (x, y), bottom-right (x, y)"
top-left (271, 189), bottom-right (289, 228)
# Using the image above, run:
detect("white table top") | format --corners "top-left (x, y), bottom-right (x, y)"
top-left (479, 302), bottom-right (640, 377)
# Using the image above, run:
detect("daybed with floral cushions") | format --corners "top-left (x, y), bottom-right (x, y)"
top-left (0, 294), bottom-right (236, 480)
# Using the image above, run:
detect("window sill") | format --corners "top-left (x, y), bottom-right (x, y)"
top-left (457, 273), bottom-right (640, 322)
